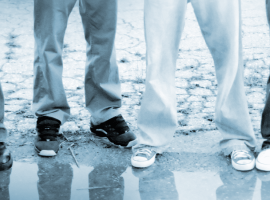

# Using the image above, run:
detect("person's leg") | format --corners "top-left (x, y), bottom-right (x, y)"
top-left (79, 0), bottom-right (121, 124)
top-left (131, 0), bottom-right (188, 168)
top-left (256, 0), bottom-right (270, 171)
top-left (33, 0), bottom-right (77, 124)
top-left (191, 0), bottom-right (256, 170)
top-left (33, 0), bottom-right (77, 156)
top-left (0, 83), bottom-right (12, 171)
top-left (261, 0), bottom-right (270, 150)
top-left (79, 0), bottom-right (135, 147)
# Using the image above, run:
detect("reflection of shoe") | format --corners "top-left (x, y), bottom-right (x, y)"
top-left (131, 148), bottom-right (156, 168)
top-left (231, 150), bottom-right (255, 171)
top-left (90, 115), bottom-right (136, 147)
top-left (132, 165), bottom-right (156, 178)
top-left (0, 143), bottom-right (12, 171)
top-left (256, 148), bottom-right (270, 171)
top-left (35, 116), bottom-right (61, 157)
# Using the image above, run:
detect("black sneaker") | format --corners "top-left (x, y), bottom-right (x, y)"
top-left (35, 116), bottom-right (61, 157)
top-left (90, 115), bottom-right (136, 147)
top-left (0, 143), bottom-right (12, 171)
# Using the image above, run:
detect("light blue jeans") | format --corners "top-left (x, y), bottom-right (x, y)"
top-left (33, 0), bottom-right (121, 125)
top-left (134, 0), bottom-right (257, 155)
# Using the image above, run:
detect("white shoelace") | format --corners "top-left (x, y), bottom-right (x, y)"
top-left (136, 149), bottom-right (152, 157)
top-left (232, 150), bottom-right (252, 159)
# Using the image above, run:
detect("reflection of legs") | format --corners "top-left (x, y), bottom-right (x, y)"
top-left (37, 161), bottom-right (73, 200)
top-left (260, 179), bottom-right (270, 200)
top-left (135, 0), bottom-right (187, 153)
top-left (133, 166), bottom-right (178, 200)
top-left (88, 165), bottom-right (126, 199)
top-left (216, 170), bottom-right (256, 200)
top-left (80, 0), bottom-right (121, 125)
top-left (0, 168), bottom-right (12, 200)
top-left (33, 0), bottom-right (77, 124)
top-left (191, 0), bottom-right (256, 155)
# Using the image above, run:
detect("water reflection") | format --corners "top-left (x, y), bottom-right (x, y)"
top-left (132, 165), bottom-right (178, 200)
top-left (0, 168), bottom-right (11, 200)
top-left (2, 161), bottom-right (270, 199)
top-left (257, 171), bottom-right (270, 200)
top-left (216, 169), bottom-right (257, 200)
top-left (88, 164), bottom-right (126, 199)
top-left (37, 161), bottom-right (73, 200)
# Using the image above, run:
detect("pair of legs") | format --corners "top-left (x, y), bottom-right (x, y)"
top-left (33, 0), bottom-right (135, 156)
top-left (132, 0), bottom-right (256, 169)
top-left (33, 0), bottom-right (121, 125)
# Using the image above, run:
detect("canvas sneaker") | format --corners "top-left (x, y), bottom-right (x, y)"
top-left (131, 148), bottom-right (156, 168)
top-left (0, 143), bottom-right (12, 171)
top-left (90, 115), bottom-right (136, 147)
top-left (35, 116), bottom-right (61, 157)
top-left (231, 150), bottom-right (255, 171)
top-left (256, 148), bottom-right (270, 171)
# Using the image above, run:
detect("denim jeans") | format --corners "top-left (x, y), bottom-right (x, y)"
top-left (261, 0), bottom-right (270, 150)
top-left (33, 0), bottom-right (121, 125)
top-left (134, 0), bottom-right (256, 155)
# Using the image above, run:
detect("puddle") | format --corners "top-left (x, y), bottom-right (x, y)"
top-left (0, 162), bottom-right (269, 199)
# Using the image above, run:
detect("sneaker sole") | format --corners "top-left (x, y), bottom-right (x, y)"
top-left (35, 146), bottom-right (57, 157)
top-left (131, 155), bottom-right (156, 168)
top-left (232, 159), bottom-right (255, 171)
top-left (256, 159), bottom-right (270, 171)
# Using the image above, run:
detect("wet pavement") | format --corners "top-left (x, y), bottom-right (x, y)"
top-left (1, 161), bottom-right (270, 200)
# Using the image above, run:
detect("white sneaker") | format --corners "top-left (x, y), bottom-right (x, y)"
top-left (131, 148), bottom-right (156, 168)
top-left (256, 148), bottom-right (270, 171)
top-left (231, 150), bottom-right (255, 171)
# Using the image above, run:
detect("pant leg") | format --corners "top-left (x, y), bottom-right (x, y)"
top-left (0, 83), bottom-right (7, 143)
top-left (191, 0), bottom-right (256, 155)
top-left (261, 0), bottom-right (270, 149)
top-left (134, 0), bottom-right (188, 153)
top-left (79, 0), bottom-right (122, 125)
top-left (32, 0), bottom-right (77, 124)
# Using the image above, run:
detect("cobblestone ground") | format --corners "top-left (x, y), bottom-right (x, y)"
top-left (0, 0), bottom-right (269, 166)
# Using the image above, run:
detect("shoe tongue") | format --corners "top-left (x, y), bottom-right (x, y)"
top-left (39, 119), bottom-right (60, 126)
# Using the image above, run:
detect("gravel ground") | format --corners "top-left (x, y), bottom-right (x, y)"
top-left (0, 0), bottom-right (268, 171)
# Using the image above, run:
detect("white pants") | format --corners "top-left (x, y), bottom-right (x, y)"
top-left (135, 0), bottom-right (256, 155)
